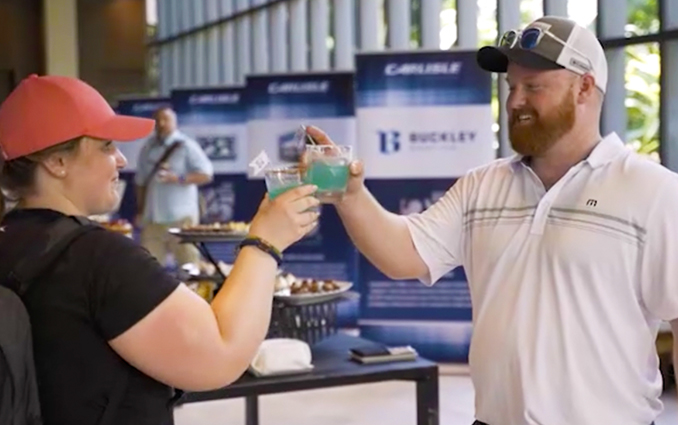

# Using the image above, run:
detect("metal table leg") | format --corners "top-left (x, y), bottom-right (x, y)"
top-left (194, 241), bottom-right (227, 281)
top-left (245, 395), bottom-right (259, 425)
top-left (416, 367), bottom-right (439, 425)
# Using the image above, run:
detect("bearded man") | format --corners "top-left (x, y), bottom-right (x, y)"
top-left (305, 15), bottom-right (678, 425)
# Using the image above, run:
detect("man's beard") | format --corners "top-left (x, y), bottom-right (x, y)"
top-left (509, 89), bottom-right (576, 157)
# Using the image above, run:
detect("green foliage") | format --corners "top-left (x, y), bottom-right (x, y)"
top-left (625, 0), bottom-right (660, 161)
top-left (625, 42), bottom-right (660, 159)
top-left (627, 0), bottom-right (660, 36)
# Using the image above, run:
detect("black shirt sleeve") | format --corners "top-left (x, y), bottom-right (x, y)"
top-left (83, 230), bottom-right (181, 341)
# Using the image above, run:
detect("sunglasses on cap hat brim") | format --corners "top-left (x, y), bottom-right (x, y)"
top-left (477, 26), bottom-right (593, 74)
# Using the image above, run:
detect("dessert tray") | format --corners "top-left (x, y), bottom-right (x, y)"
top-left (168, 221), bottom-right (250, 242)
top-left (273, 272), bottom-right (353, 306)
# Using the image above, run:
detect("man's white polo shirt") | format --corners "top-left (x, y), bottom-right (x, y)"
top-left (405, 132), bottom-right (678, 425)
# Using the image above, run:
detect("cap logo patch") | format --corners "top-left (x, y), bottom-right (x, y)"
top-left (570, 57), bottom-right (592, 72)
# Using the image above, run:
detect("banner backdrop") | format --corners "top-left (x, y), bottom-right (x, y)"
top-left (171, 87), bottom-right (248, 175)
top-left (114, 96), bottom-right (171, 221)
top-left (245, 72), bottom-right (359, 327)
top-left (172, 87), bottom-right (251, 227)
top-left (355, 50), bottom-right (495, 361)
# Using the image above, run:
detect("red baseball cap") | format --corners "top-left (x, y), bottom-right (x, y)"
top-left (0, 74), bottom-right (156, 160)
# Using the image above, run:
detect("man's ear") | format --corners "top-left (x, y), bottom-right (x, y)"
top-left (577, 74), bottom-right (597, 104)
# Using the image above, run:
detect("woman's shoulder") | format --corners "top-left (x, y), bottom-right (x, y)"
top-left (74, 225), bottom-right (159, 270)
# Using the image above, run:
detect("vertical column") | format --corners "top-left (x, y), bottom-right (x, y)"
top-left (333, 0), bottom-right (354, 69)
top-left (206, 0), bottom-right (221, 85)
top-left (172, 40), bottom-right (182, 88)
top-left (311, 0), bottom-right (330, 70)
top-left (253, 0), bottom-right (269, 73)
top-left (387, 0), bottom-right (410, 49)
top-left (360, 0), bottom-right (381, 51)
top-left (194, 0), bottom-right (207, 87)
top-left (195, 0), bottom-right (206, 26)
top-left (420, 0), bottom-right (441, 49)
top-left (207, 28), bottom-right (220, 85)
top-left (597, 0), bottom-right (627, 139)
top-left (181, 0), bottom-right (192, 33)
top-left (660, 0), bottom-right (678, 170)
top-left (236, 0), bottom-right (252, 82)
top-left (159, 46), bottom-right (172, 95)
top-left (181, 0), bottom-right (194, 86)
top-left (171, 0), bottom-right (181, 37)
top-left (457, 0), bottom-right (478, 48)
top-left (206, 0), bottom-right (219, 23)
top-left (271, 2), bottom-right (289, 72)
top-left (220, 0), bottom-right (233, 17)
top-left (290, 0), bottom-right (308, 71)
top-left (496, 0), bottom-right (521, 157)
top-left (181, 39), bottom-right (192, 87)
top-left (157, 0), bottom-right (171, 94)
top-left (221, 0), bottom-right (236, 85)
top-left (156, 0), bottom-right (167, 39)
top-left (166, 0), bottom-right (180, 88)
top-left (543, 0), bottom-right (568, 17)
top-left (195, 32), bottom-right (207, 87)
top-left (43, 0), bottom-right (79, 77)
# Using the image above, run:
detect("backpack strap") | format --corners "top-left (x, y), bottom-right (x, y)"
top-left (6, 215), bottom-right (101, 296)
top-left (4, 215), bottom-right (131, 425)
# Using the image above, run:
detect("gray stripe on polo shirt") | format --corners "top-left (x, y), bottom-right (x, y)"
top-left (463, 206), bottom-right (536, 227)
top-left (462, 205), bottom-right (645, 247)
top-left (548, 215), bottom-right (645, 247)
top-left (551, 207), bottom-right (646, 235)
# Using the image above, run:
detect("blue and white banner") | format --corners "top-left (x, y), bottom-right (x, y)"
top-left (246, 72), bottom-right (356, 178)
top-left (115, 96), bottom-right (171, 171)
top-left (244, 72), bottom-right (359, 327)
top-left (172, 87), bottom-right (248, 174)
top-left (355, 50), bottom-right (495, 362)
top-left (172, 87), bottom-right (250, 226)
top-left (357, 50), bottom-right (495, 178)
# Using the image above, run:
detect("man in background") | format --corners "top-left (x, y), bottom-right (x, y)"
top-left (135, 107), bottom-right (213, 268)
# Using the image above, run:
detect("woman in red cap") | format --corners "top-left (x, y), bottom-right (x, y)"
top-left (0, 74), bottom-right (320, 425)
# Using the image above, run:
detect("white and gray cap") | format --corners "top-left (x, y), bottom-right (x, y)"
top-left (477, 16), bottom-right (608, 94)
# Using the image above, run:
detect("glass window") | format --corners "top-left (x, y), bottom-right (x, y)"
top-left (439, 0), bottom-right (456, 50)
top-left (521, 0), bottom-right (543, 26)
top-left (478, 0), bottom-right (498, 47)
top-left (626, 0), bottom-right (659, 37)
top-left (568, 0), bottom-right (598, 36)
top-left (625, 42), bottom-right (661, 163)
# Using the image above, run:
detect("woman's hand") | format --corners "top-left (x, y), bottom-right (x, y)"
top-left (247, 184), bottom-right (320, 252)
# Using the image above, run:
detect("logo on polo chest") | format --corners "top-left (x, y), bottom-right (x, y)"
top-left (586, 199), bottom-right (598, 207)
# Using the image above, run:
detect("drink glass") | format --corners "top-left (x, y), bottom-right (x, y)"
top-left (304, 145), bottom-right (352, 203)
top-left (264, 165), bottom-right (304, 200)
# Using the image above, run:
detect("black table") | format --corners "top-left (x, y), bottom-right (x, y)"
top-left (177, 333), bottom-right (440, 425)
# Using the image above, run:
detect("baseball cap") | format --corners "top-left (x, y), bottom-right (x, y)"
top-left (0, 74), bottom-right (155, 160)
top-left (476, 16), bottom-right (608, 94)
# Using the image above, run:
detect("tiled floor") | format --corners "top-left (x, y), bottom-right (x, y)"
top-left (174, 374), bottom-right (678, 425)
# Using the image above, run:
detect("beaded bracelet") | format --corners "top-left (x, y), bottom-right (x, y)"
top-left (235, 236), bottom-right (283, 266)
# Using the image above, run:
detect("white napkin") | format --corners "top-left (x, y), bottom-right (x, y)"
top-left (249, 338), bottom-right (313, 377)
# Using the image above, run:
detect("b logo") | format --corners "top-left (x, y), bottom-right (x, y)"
top-left (378, 130), bottom-right (401, 154)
